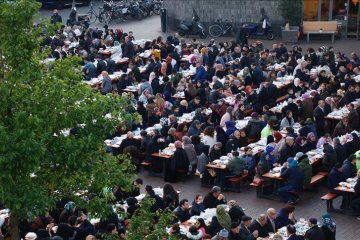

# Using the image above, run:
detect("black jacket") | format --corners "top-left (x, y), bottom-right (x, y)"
top-left (304, 225), bottom-right (325, 240)
top-left (228, 205), bottom-right (245, 224)
top-left (249, 220), bottom-right (269, 238)
top-left (203, 192), bottom-right (226, 209)
top-left (239, 223), bottom-right (256, 240)
top-left (172, 207), bottom-right (191, 223)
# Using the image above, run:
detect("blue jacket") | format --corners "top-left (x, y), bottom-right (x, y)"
top-left (280, 166), bottom-right (304, 191)
top-left (342, 159), bottom-right (357, 180)
top-left (327, 167), bottom-right (343, 191)
top-left (193, 65), bottom-right (207, 82)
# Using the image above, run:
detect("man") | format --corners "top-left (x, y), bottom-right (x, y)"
top-left (226, 130), bottom-right (242, 153)
top-left (342, 154), bottom-right (357, 180)
top-left (333, 116), bottom-right (352, 137)
top-left (123, 36), bottom-right (135, 59)
top-left (239, 216), bottom-right (258, 240)
top-left (304, 218), bottom-right (325, 240)
top-left (188, 97), bottom-right (201, 112)
top-left (333, 137), bottom-right (346, 163)
top-left (51, 9), bottom-right (62, 24)
top-left (249, 214), bottom-right (269, 238)
top-left (203, 186), bottom-right (226, 209)
top-left (313, 100), bottom-right (326, 136)
top-left (278, 158), bottom-right (304, 204)
top-left (226, 151), bottom-right (246, 179)
top-left (258, 81), bottom-right (279, 107)
top-left (172, 199), bottom-right (191, 223)
top-left (229, 222), bottom-right (241, 240)
top-left (119, 131), bottom-right (139, 154)
top-left (193, 61), bottom-right (207, 82)
top-left (327, 163), bottom-right (343, 193)
top-left (279, 137), bottom-right (295, 164)
top-left (265, 208), bottom-right (277, 234)
top-left (228, 200), bottom-right (245, 224)
top-left (286, 224), bottom-right (303, 240)
top-left (145, 185), bottom-right (164, 212)
top-left (250, 62), bottom-right (264, 86)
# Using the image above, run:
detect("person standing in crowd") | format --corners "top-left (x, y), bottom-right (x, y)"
top-left (51, 9), bottom-right (62, 24)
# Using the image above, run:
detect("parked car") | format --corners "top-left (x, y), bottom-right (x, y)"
top-left (39, 0), bottom-right (90, 9)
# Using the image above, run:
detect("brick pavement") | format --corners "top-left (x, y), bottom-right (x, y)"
top-left (137, 169), bottom-right (360, 240)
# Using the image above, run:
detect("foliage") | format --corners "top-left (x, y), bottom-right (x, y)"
top-left (126, 197), bottom-right (176, 240)
top-left (0, 0), bottom-right (137, 238)
top-left (279, 0), bottom-right (303, 26)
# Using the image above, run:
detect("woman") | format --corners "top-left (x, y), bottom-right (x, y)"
top-left (215, 126), bottom-right (228, 154)
top-left (280, 110), bottom-right (295, 131)
top-left (220, 106), bottom-right (233, 127)
top-left (225, 121), bottom-right (236, 137)
top-left (320, 213), bottom-right (336, 240)
top-left (191, 194), bottom-right (205, 216)
top-left (166, 141), bottom-right (189, 183)
top-left (238, 129), bottom-right (249, 147)
top-left (210, 104), bottom-right (221, 126)
top-left (275, 205), bottom-right (296, 229)
top-left (195, 218), bottom-right (208, 238)
top-left (304, 132), bottom-right (317, 152)
top-left (162, 183), bottom-right (179, 210)
top-left (154, 93), bottom-right (165, 113)
top-left (185, 81), bottom-right (197, 102)
top-left (294, 136), bottom-right (307, 154)
top-left (182, 136), bottom-right (198, 172)
top-left (186, 225), bottom-right (203, 240)
top-left (202, 126), bottom-right (216, 149)
top-left (175, 123), bottom-right (188, 141)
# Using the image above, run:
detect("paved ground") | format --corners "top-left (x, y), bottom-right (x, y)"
top-left (38, 3), bottom-right (360, 239)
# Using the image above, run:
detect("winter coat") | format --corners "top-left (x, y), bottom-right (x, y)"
top-left (298, 155), bottom-right (312, 188)
top-left (323, 145), bottom-right (337, 172)
top-left (246, 118), bottom-right (263, 140)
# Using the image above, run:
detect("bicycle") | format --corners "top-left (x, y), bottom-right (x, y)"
top-left (86, 0), bottom-right (109, 24)
top-left (208, 18), bottom-right (237, 37)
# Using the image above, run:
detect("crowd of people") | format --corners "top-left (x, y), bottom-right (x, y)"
top-left (1, 7), bottom-right (360, 240)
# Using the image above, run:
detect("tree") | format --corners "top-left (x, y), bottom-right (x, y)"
top-left (279, 0), bottom-right (303, 26)
top-left (0, 0), bottom-right (136, 238)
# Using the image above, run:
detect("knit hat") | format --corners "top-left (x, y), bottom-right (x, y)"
top-left (273, 131), bottom-right (282, 143)
top-left (219, 229), bottom-right (229, 237)
top-left (211, 186), bottom-right (221, 193)
top-left (25, 232), bottom-right (37, 240)
top-left (251, 112), bottom-right (258, 118)
top-left (287, 158), bottom-right (298, 168)
top-left (266, 146), bottom-right (274, 154)
top-left (309, 218), bottom-right (318, 225)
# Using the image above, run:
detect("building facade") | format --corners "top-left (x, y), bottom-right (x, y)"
top-left (164, 0), bottom-right (359, 37)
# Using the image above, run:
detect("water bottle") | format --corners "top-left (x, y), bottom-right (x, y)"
top-left (159, 149), bottom-right (161, 155)
top-left (137, 127), bottom-right (140, 135)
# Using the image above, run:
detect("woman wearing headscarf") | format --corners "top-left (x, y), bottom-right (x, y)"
top-left (210, 104), bottom-right (221, 126)
top-left (182, 136), bottom-right (198, 173)
top-left (258, 146), bottom-right (277, 175)
top-left (225, 121), bottom-right (236, 137)
top-left (322, 143), bottom-right (338, 172)
top-left (320, 213), bottom-right (336, 240)
top-left (220, 106), bottom-right (233, 127)
top-left (166, 141), bottom-right (189, 183)
top-left (110, 41), bottom-right (122, 61)
top-left (215, 126), bottom-right (228, 154)
top-left (304, 132), bottom-right (317, 152)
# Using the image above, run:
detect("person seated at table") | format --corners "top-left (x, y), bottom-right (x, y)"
top-left (182, 136), bottom-right (198, 173)
top-left (172, 199), bottom-right (191, 223)
top-left (211, 229), bottom-right (229, 240)
top-left (166, 141), bottom-right (190, 183)
top-left (228, 222), bottom-right (241, 240)
top-left (203, 126), bottom-right (217, 149)
top-left (280, 110), bottom-right (295, 131)
top-left (162, 183), bottom-right (179, 210)
top-left (175, 123), bottom-right (188, 141)
top-left (209, 142), bottom-right (223, 162)
top-left (320, 213), bottom-right (336, 240)
top-left (225, 121), bottom-right (236, 137)
top-left (350, 169), bottom-right (360, 220)
top-left (258, 81), bottom-right (279, 108)
top-left (125, 197), bottom-right (139, 219)
top-left (295, 152), bottom-right (312, 189)
top-left (225, 151), bottom-right (246, 180)
top-left (257, 146), bottom-right (277, 175)
top-left (274, 205), bottom-right (296, 229)
top-left (265, 208), bottom-right (277, 234)
top-left (282, 98), bottom-right (299, 122)
top-left (187, 120), bottom-right (201, 137)
top-left (99, 71), bottom-right (113, 95)
top-left (278, 158), bottom-right (304, 204)
top-left (239, 216), bottom-right (259, 240)
top-left (261, 119), bottom-right (276, 138)
top-left (118, 131), bottom-right (139, 154)
top-left (227, 200), bottom-right (245, 224)
top-left (333, 116), bottom-right (352, 137)
top-left (168, 223), bottom-right (188, 239)
top-left (241, 147), bottom-right (256, 179)
top-left (322, 143), bottom-right (338, 172)
top-left (220, 107), bottom-right (234, 128)
top-left (245, 112), bottom-right (263, 140)
top-left (203, 186), bottom-right (227, 209)
top-left (165, 128), bottom-right (177, 146)
top-left (279, 136), bottom-right (295, 164)
top-left (304, 218), bottom-right (325, 240)
top-left (144, 185), bottom-right (164, 213)
top-left (303, 132), bottom-right (317, 152)
top-left (195, 218), bottom-right (209, 238)
top-left (342, 154), bottom-right (357, 180)
top-left (249, 214), bottom-right (270, 238)
top-left (285, 224), bottom-right (303, 240)
top-left (191, 194), bottom-right (205, 216)
top-left (188, 96), bottom-right (202, 112)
